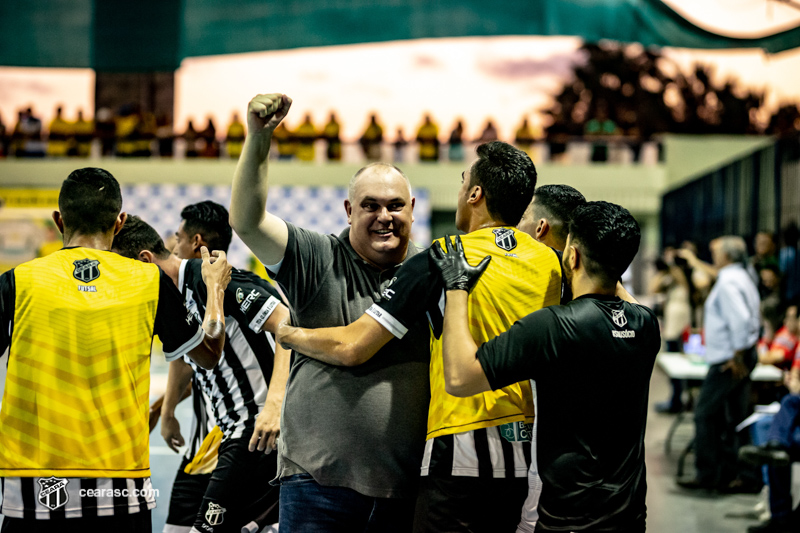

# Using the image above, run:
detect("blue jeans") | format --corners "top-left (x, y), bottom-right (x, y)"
top-left (766, 394), bottom-right (800, 520)
top-left (279, 474), bottom-right (416, 532)
top-left (750, 414), bottom-right (775, 485)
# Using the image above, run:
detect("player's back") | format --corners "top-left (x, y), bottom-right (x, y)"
top-left (0, 248), bottom-right (161, 478)
top-left (427, 227), bottom-right (561, 439)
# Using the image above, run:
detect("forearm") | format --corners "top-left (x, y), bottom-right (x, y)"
top-left (230, 131), bottom-right (272, 232)
top-left (276, 314), bottom-right (391, 367)
top-left (278, 324), bottom-right (364, 366)
top-left (759, 349), bottom-right (785, 366)
top-left (689, 257), bottom-right (717, 280)
top-left (163, 360), bottom-right (194, 419)
top-left (265, 343), bottom-right (291, 408)
top-left (616, 281), bottom-right (639, 304)
top-left (195, 282), bottom-right (226, 369)
top-left (442, 291), bottom-right (482, 396)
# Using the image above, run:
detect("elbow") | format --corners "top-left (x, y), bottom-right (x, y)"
top-left (338, 344), bottom-right (367, 367)
top-left (444, 377), bottom-right (472, 398)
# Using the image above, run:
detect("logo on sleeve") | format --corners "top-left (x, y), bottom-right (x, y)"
top-left (236, 288), bottom-right (244, 303)
top-left (492, 228), bottom-right (517, 251)
top-left (204, 502), bottom-right (226, 526)
top-left (73, 259), bottom-right (100, 283)
top-left (38, 477), bottom-right (69, 511)
top-left (240, 289), bottom-right (259, 313)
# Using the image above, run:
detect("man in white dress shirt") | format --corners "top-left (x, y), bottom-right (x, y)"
top-left (678, 236), bottom-right (761, 493)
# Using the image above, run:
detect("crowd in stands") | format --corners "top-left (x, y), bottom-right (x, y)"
top-left (648, 225), bottom-right (800, 532)
top-left (0, 104), bottom-right (662, 164)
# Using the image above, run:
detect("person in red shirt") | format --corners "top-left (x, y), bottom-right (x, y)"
top-left (759, 303), bottom-right (799, 371)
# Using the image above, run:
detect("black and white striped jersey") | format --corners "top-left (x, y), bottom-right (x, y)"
top-left (183, 377), bottom-right (216, 462)
top-left (0, 477), bottom-right (156, 519)
top-left (179, 259), bottom-right (282, 441)
top-left (420, 427), bottom-right (533, 479)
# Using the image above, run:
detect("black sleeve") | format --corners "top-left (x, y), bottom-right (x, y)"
top-left (224, 270), bottom-right (283, 333)
top-left (476, 307), bottom-right (561, 390)
top-left (271, 222), bottom-right (335, 309)
top-left (0, 270), bottom-right (15, 354)
top-left (365, 251), bottom-right (443, 339)
top-left (154, 267), bottom-right (204, 362)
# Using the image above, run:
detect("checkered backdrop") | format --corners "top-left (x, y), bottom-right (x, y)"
top-left (122, 184), bottom-right (431, 269)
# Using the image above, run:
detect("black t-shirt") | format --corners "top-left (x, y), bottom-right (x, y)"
top-left (477, 295), bottom-right (660, 531)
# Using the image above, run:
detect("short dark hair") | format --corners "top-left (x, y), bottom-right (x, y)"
top-left (112, 215), bottom-right (169, 260)
top-left (58, 168), bottom-right (122, 235)
top-left (470, 141), bottom-right (537, 226)
top-left (569, 201), bottom-right (641, 285)
top-left (532, 184), bottom-right (586, 244)
top-left (180, 201), bottom-right (232, 253)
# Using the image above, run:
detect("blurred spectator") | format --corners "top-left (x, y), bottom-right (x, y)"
top-left (0, 113), bottom-right (7, 157)
top-left (475, 120), bottom-right (498, 143)
top-left (183, 119), bottom-right (199, 158)
top-left (225, 112), bottom-right (245, 159)
top-left (321, 112), bottom-right (342, 161)
top-left (13, 107), bottom-right (45, 158)
top-left (72, 109), bottom-right (94, 157)
top-left (393, 127), bottom-right (408, 163)
top-left (272, 123), bottom-right (296, 160)
top-left (757, 302), bottom-right (799, 371)
top-left (584, 102), bottom-right (620, 162)
top-left (448, 120), bottom-right (465, 161)
top-left (199, 117), bottom-right (219, 158)
top-left (416, 114), bottom-right (439, 162)
top-left (779, 222), bottom-right (800, 302)
top-left (47, 106), bottom-right (71, 157)
top-left (95, 107), bottom-right (116, 157)
top-left (294, 113), bottom-right (318, 162)
top-left (738, 361), bottom-right (800, 533)
top-left (677, 236), bottom-right (761, 493)
top-left (359, 113), bottom-right (383, 161)
top-left (155, 114), bottom-right (174, 157)
top-left (135, 111), bottom-right (156, 157)
top-left (753, 231), bottom-right (780, 272)
top-left (514, 117), bottom-right (536, 155)
top-left (115, 105), bottom-right (141, 157)
top-left (680, 240), bottom-right (714, 327)
top-left (760, 265), bottom-right (784, 344)
top-left (650, 246), bottom-right (692, 413)
top-left (752, 231), bottom-right (780, 298)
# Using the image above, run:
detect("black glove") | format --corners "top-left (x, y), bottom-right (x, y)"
top-left (429, 234), bottom-right (491, 292)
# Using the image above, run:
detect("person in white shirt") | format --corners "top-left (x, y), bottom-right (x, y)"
top-left (677, 236), bottom-right (761, 493)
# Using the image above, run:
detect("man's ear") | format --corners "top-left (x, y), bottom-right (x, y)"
top-left (569, 245), bottom-right (580, 271)
top-left (113, 212), bottom-right (128, 235)
top-left (138, 250), bottom-right (156, 263)
top-left (536, 219), bottom-right (549, 241)
top-left (467, 185), bottom-right (483, 205)
top-left (344, 199), bottom-right (353, 224)
top-left (191, 233), bottom-right (205, 253)
top-left (52, 211), bottom-right (65, 235)
top-left (411, 196), bottom-right (416, 223)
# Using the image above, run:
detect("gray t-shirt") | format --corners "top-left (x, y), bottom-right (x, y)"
top-left (272, 223), bottom-right (431, 499)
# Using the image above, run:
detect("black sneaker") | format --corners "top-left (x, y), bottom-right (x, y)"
top-left (739, 444), bottom-right (791, 468)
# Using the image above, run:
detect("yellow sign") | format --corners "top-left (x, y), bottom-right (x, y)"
top-left (0, 189), bottom-right (60, 209)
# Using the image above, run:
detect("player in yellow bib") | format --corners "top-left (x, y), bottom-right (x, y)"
top-left (0, 167), bottom-right (231, 533)
top-left (276, 141), bottom-right (562, 531)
